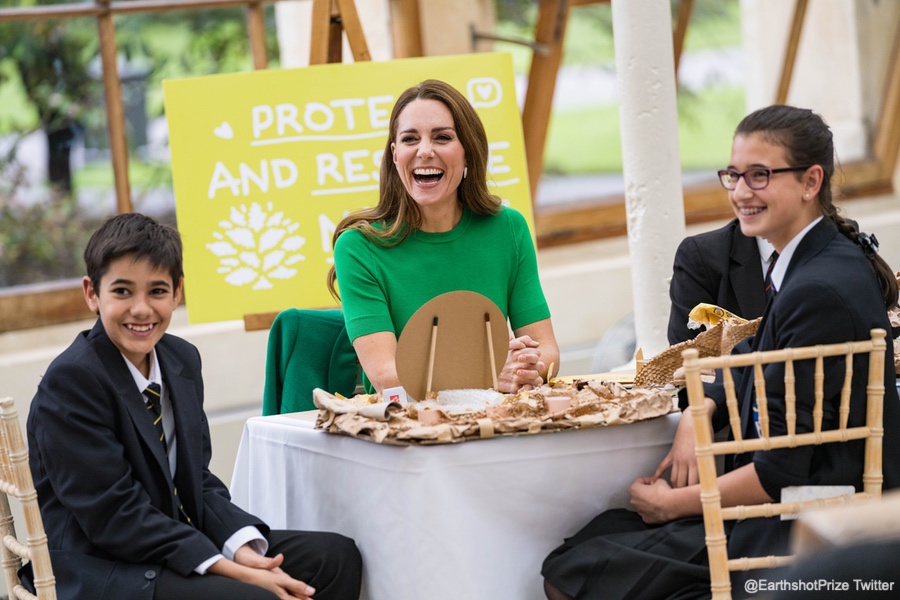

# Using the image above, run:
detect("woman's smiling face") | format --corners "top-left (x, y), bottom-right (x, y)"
top-left (728, 132), bottom-right (820, 251)
top-left (391, 98), bottom-right (466, 213)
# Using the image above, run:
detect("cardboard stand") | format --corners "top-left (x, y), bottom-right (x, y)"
top-left (395, 291), bottom-right (508, 400)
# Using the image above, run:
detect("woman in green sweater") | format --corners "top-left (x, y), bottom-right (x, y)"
top-left (328, 79), bottom-right (559, 394)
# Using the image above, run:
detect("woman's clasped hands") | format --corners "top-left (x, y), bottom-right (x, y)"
top-left (498, 334), bottom-right (545, 393)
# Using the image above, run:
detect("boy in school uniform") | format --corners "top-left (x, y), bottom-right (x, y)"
top-left (27, 213), bottom-right (363, 600)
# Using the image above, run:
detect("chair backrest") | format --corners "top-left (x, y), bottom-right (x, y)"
top-left (683, 328), bottom-right (887, 600)
top-left (262, 309), bottom-right (360, 415)
top-left (0, 397), bottom-right (56, 600)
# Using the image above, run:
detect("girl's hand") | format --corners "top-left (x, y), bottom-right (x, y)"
top-left (653, 410), bottom-right (699, 488)
top-left (629, 477), bottom-right (678, 525)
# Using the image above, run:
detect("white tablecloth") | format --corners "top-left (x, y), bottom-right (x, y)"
top-left (230, 411), bottom-right (680, 600)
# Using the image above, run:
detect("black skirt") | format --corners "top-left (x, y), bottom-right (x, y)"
top-left (542, 508), bottom-right (791, 600)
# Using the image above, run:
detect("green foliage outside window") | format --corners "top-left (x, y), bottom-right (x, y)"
top-left (0, 2), bottom-right (280, 287)
top-left (0, 0), bottom-right (742, 287)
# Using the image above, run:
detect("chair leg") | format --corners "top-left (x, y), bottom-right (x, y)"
top-left (0, 493), bottom-right (23, 597)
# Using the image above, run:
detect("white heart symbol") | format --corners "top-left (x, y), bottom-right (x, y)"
top-left (214, 122), bottom-right (234, 140)
top-left (476, 84), bottom-right (494, 100)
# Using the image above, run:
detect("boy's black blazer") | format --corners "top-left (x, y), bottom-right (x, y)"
top-left (668, 218), bottom-right (769, 344)
top-left (27, 320), bottom-right (266, 600)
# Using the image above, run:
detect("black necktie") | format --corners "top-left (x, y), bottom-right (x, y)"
top-left (764, 251), bottom-right (779, 299)
top-left (143, 383), bottom-right (192, 525)
top-left (753, 251), bottom-right (780, 440)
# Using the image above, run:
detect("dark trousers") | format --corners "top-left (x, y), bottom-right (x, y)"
top-left (153, 530), bottom-right (362, 600)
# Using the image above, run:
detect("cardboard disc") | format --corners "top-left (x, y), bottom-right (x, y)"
top-left (396, 291), bottom-right (508, 400)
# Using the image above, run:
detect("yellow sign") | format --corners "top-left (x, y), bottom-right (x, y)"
top-left (163, 53), bottom-right (532, 324)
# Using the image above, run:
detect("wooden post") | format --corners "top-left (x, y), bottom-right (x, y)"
top-left (310, 0), bottom-right (370, 65)
top-left (522, 0), bottom-right (570, 205)
top-left (672, 0), bottom-right (694, 77)
top-left (335, 0), bottom-right (371, 61)
top-left (310, 0), bottom-right (339, 64)
top-left (96, 0), bottom-right (132, 214)
top-left (872, 11), bottom-right (900, 179)
top-left (775, 0), bottom-right (808, 104)
top-left (246, 1), bottom-right (268, 69)
top-left (391, 0), bottom-right (423, 58)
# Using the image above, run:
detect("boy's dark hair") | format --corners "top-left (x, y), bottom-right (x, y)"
top-left (84, 213), bottom-right (183, 290)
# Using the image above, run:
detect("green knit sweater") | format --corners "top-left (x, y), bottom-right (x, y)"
top-left (334, 206), bottom-right (551, 344)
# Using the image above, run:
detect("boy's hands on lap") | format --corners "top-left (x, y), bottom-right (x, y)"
top-left (212, 545), bottom-right (316, 599)
top-left (234, 545), bottom-right (284, 571)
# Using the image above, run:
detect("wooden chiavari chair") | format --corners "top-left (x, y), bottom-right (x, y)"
top-left (0, 397), bottom-right (56, 600)
top-left (683, 329), bottom-right (887, 600)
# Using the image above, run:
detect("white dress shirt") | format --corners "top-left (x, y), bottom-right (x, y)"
top-left (768, 216), bottom-right (824, 294)
top-left (756, 236), bottom-right (777, 281)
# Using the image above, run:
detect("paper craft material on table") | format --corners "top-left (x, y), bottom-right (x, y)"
top-left (312, 379), bottom-right (675, 445)
top-left (557, 372), bottom-right (636, 385)
top-left (635, 312), bottom-right (761, 388)
top-left (310, 289), bottom-right (681, 445)
top-left (395, 291), bottom-right (508, 400)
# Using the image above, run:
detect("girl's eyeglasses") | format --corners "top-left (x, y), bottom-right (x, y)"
top-left (717, 166), bottom-right (811, 190)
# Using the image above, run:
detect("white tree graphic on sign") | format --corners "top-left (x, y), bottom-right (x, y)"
top-left (207, 202), bottom-right (306, 290)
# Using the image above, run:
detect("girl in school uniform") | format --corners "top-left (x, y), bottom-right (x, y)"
top-left (541, 105), bottom-right (900, 600)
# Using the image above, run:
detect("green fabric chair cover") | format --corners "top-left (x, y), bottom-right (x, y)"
top-left (262, 308), bottom-right (358, 415)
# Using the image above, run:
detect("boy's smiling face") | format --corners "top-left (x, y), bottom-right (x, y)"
top-left (83, 255), bottom-right (182, 377)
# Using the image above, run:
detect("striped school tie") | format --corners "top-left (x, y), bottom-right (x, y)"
top-left (143, 382), bottom-right (166, 446)
top-left (764, 251), bottom-right (779, 300)
top-left (143, 383), bottom-right (192, 525)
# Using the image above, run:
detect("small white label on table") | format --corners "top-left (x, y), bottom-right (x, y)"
top-left (382, 386), bottom-right (409, 404)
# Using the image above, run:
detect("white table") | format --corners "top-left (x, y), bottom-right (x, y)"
top-left (230, 411), bottom-right (680, 600)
